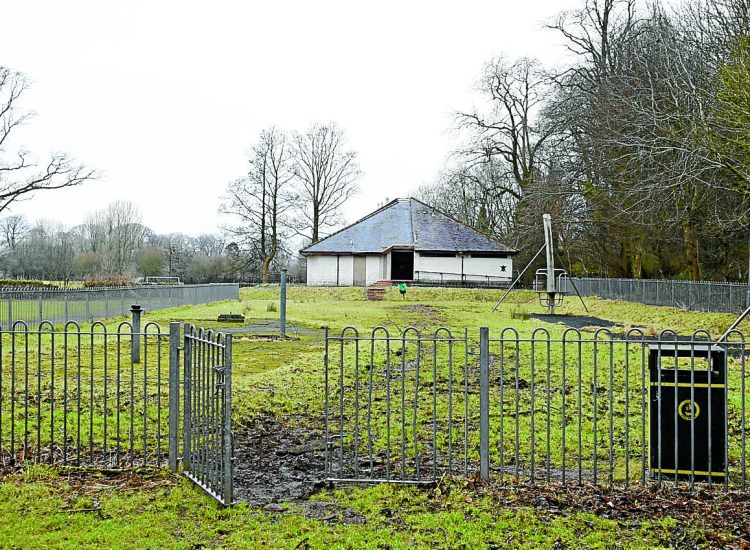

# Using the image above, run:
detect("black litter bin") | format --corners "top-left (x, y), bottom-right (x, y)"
top-left (648, 343), bottom-right (727, 481)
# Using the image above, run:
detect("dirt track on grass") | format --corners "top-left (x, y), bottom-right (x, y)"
top-left (232, 415), bottom-right (327, 506)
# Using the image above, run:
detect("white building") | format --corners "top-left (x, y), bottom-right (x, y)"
top-left (300, 198), bottom-right (517, 286)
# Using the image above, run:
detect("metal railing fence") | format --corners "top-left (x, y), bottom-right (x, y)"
top-left (325, 326), bottom-right (750, 491)
top-left (562, 277), bottom-right (750, 314)
top-left (0, 283), bottom-right (239, 326)
top-left (0, 321), bottom-right (171, 468)
top-left (0, 319), bottom-right (235, 506)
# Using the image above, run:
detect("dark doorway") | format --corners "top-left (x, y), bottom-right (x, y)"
top-left (390, 250), bottom-right (414, 280)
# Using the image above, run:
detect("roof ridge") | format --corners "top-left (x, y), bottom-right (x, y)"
top-left (300, 196), bottom-right (518, 255)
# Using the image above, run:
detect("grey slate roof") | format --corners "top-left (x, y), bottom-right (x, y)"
top-left (300, 198), bottom-right (517, 255)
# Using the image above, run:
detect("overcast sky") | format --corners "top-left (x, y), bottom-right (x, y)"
top-left (2, 0), bottom-right (581, 236)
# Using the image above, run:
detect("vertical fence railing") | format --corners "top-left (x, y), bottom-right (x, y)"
top-left (0, 283), bottom-right (240, 327)
top-left (325, 326), bottom-right (750, 491)
top-left (0, 321), bottom-right (170, 468)
top-left (562, 277), bottom-right (750, 314)
top-left (325, 326), bottom-right (474, 483)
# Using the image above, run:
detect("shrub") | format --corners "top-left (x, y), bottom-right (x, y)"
top-left (0, 279), bottom-right (55, 289)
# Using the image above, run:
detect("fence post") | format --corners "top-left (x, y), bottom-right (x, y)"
top-left (479, 326), bottom-right (490, 482)
top-left (280, 269), bottom-right (287, 336)
top-left (223, 334), bottom-right (233, 504)
top-left (38, 294), bottom-right (43, 324)
top-left (7, 296), bottom-right (12, 325)
top-left (168, 322), bottom-right (181, 471)
top-left (130, 305), bottom-right (143, 363)
top-left (182, 323), bottom-right (192, 471)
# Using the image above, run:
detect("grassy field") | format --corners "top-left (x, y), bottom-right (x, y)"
top-left (1, 286), bottom-right (748, 548)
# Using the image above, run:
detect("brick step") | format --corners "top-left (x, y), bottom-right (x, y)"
top-left (366, 286), bottom-right (387, 301)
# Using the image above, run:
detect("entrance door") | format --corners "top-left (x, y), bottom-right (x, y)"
top-left (390, 250), bottom-right (414, 280)
top-left (353, 256), bottom-right (367, 286)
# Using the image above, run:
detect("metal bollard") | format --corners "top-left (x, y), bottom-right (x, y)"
top-left (131, 304), bottom-right (143, 363)
top-left (280, 269), bottom-right (287, 336)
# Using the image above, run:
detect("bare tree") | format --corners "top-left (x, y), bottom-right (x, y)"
top-left (82, 201), bottom-right (146, 276)
top-left (291, 123), bottom-right (361, 243)
top-left (221, 127), bottom-right (295, 282)
top-left (0, 67), bottom-right (96, 214)
top-left (417, 156), bottom-right (518, 241)
top-left (457, 57), bottom-right (554, 192)
top-left (0, 213), bottom-right (29, 276)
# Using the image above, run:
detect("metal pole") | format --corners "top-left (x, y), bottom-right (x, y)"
top-left (280, 269), bottom-right (287, 336)
top-left (130, 305), bottom-right (143, 364)
top-left (223, 334), bottom-right (233, 504)
top-left (719, 302), bottom-right (750, 342)
top-left (182, 323), bottom-right (192, 471)
top-left (479, 327), bottom-right (490, 481)
top-left (168, 322), bottom-right (180, 471)
top-left (543, 214), bottom-right (555, 314)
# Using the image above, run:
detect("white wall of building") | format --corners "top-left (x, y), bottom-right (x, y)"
top-left (414, 254), bottom-right (463, 281)
top-left (414, 253), bottom-right (512, 282)
top-left (307, 252), bottom-right (512, 285)
top-left (306, 255), bottom-right (354, 286)
top-left (365, 255), bottom-right (383, 285)
top-left (463, 256), bottom-right (513, 281)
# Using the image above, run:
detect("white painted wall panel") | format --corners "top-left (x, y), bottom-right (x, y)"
top-left (414, 253), bottom-right (512, 282)
top-left (306, 255), bottom-right (354, 286)
top-left (463, 256), bottom-right (513, 281)
top-left (338, 256), bottom-right (354, 286)
top-left (365, 255), bottom-right (383, 285)
top-left (306, 256), bottom-right (337, 285)
top-left (414, 254), bottom-right (462, 281)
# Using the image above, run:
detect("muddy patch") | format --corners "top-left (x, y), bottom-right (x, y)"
top-left (222, 320), bottom-right (321, 338)
top-left (530, 314), bottom-right (623, 330)
top-left (233, 415), bottom-right (327, 506)
top-left (394, 304), bottom-right (447, 328)
top-left (399, 305), bottom-right (441, 315)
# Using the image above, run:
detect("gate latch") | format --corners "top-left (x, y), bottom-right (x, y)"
top-left (213, 365), bottom-right (226, 395)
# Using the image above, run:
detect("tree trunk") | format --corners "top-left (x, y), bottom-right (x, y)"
top-left (631, 238), bottom-right (643, 279)
top-left (261, 238), bottom-right (277, 283)
top-left (312, 205), bottom-right (320, 243)
top-left (683, 220), bottom-right (702, 280)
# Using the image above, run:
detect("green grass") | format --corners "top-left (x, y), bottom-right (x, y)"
top-left (1, 285), bottom-right (747, 547)
top-left (0, 466), bottom-right (706, 549)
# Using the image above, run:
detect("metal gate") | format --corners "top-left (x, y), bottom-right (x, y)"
top-left (181, 324), bottom-right (233, 505)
